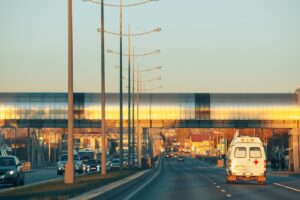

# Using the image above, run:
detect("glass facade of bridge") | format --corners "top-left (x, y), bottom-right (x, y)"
top-left (0, 93), bottom-right (299, 122)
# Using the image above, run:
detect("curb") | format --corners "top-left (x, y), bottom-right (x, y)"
top-left (70, 157), bottom-right (162, 200)
top-left (69, 169), bottom-right (152, 200)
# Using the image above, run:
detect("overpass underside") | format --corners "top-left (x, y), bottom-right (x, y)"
top-left (1, 119), bottom-right (299, 129)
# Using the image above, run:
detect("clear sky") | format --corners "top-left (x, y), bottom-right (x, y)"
top-left (0, 0), bottom-right (299, 93)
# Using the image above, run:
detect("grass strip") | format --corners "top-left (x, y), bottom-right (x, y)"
top-left (0, 169), bottom-right (137, 200)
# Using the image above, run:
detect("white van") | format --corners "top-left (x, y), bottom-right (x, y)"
top-left (226, 135), bottom-right (266, 185)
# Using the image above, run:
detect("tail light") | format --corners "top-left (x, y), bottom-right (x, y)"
top-left (228, 159), bottom-right (232, 168)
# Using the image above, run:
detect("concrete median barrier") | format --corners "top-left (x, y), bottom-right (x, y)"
top-left (70, 156), bottom-right (162, 200)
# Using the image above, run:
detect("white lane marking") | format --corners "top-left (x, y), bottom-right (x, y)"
top-left (122, 170), bottom-right (161, 200)
top-left (226, 194), bottom-right (232, 197)
top-left (221, 189), bottom-right (226, 192)
top-left (272, 182), bottom-right (300, 193)
top-left (216, 185), bottom-right (220, 188)
top-left (213, 183), bottom-right (216, 185)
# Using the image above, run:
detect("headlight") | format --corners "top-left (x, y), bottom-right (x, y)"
top-left (6, 170), bottom-right (15, 175)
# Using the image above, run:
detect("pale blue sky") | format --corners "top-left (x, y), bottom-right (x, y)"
top-left (0, 0), bottom-right (299, 93)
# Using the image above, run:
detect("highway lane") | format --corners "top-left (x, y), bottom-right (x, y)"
top-left (0, 168), bottom-right (58, 191)
top-left (125, 157), bottom-right (300, 200)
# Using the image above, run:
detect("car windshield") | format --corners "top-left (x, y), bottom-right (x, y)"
top-left (60, 155), bottom-right (79, 161)
top-left (0, 157), bottom-right (16, 166)
top-left (87, 160), bottom-right (100, 164)
top-left (112, 159), bottom-right (120, 163)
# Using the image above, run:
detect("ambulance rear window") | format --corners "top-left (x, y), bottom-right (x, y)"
top-left (234, 147), bottom-right (246, 158)
top-left (250, 147), bottom-right (261, 158)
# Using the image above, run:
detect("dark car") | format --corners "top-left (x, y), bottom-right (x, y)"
top-left (177, 155), bottom-right (184, 162)
top-left (57, 154), bottom-right (83, 175)
top-left (0, 156), bottom-right (25, 186)
top-left (86, 159), bottom-right (101, 173)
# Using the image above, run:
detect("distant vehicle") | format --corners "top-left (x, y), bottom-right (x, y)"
top-left (165, 153), bottom-right (171, 159)
top-left (111, 158), bottom-right (121, 169)
top-left (174, 153), bottom-right (178, 158)
top-left (85, 159), bottom-right (101, 173)
top-left (123, 159), bottom-right (129, 169)
top-left (177, 155), bottom-right (184, 162)
top-left (226, 135), bottom-right (266, 185)
top-left (0, 156), bottom-right (25, 186)
top-left (78, 149), bottom-right (95, 161)
top-left (57, 154), bottom-right (83, 175)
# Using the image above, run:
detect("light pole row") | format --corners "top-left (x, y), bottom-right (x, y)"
top-left (82, 0), bottom-right (159, 173)
top-left (66, 0), bottom-right (160, 184)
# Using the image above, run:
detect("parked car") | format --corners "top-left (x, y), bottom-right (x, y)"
top-left (177, 155), bottom-right (184, 162)
top-left (0, 156), bottom-right (25, 186)
top-left (86, 159), bottom-right (101, 173)
top-left (57, 154), bottom-right (83, 175)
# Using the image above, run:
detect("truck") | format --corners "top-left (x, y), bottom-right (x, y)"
top-left (226, 133), bottom-right (266, 185)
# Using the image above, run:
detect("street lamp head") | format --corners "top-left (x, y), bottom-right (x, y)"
top-left (82, 0), bottom-right (89, 2)
top-left (107, 49), bottom-right (114, 53)
top-left (155, 28), bottom-right (162, 32)
top-left (97, 28), bottom-right (102, 32)
top-left (154, 50), bottom-right (160, 54)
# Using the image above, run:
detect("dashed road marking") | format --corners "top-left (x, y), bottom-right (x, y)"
top-left (216, 185), bottom-right (220, 188)
top-left (226, 194), bottom-right (232, 197)
top-left (213, 183), bottom-right (216, 185)
top-left (221, 189), bottom-right (226, 192)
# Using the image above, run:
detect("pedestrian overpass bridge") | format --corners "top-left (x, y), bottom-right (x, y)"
top-left (1, 92), bottom-right (300, 173)
top-left (0, 92), bottom-right (299, 128)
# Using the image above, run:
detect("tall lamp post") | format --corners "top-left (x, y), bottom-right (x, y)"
top-left (100, 0), bottom-right (106, 176)
top-left (83, 0), bottom-right (107, 175)
top-left (84, 0), bottom-right (159, 171)
top-left (119, 0), bottom-right (124, 170)
top-left (120, 65), bottom-right (162, 166)
top-left (109, 49), bottom-right (160, 167)
top-left (126, 74), bottom-right (162, 168)
top-left (65, 0), bottom-right (74, 184)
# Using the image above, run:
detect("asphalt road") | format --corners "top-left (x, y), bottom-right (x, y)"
top-left (120, 157), bottom-right (300, 200)
top-left (0, 168), bottom-right (58, 191)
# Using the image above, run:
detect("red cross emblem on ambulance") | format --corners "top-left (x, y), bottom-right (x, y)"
top-left (253, 159), bottom-right (259, 165)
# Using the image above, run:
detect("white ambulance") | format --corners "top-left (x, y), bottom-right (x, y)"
top-left (226, 134), bottom-right (266, 185)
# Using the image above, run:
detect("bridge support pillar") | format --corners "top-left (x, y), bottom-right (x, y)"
top-left (289, 128), bottom-right (300, 173)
